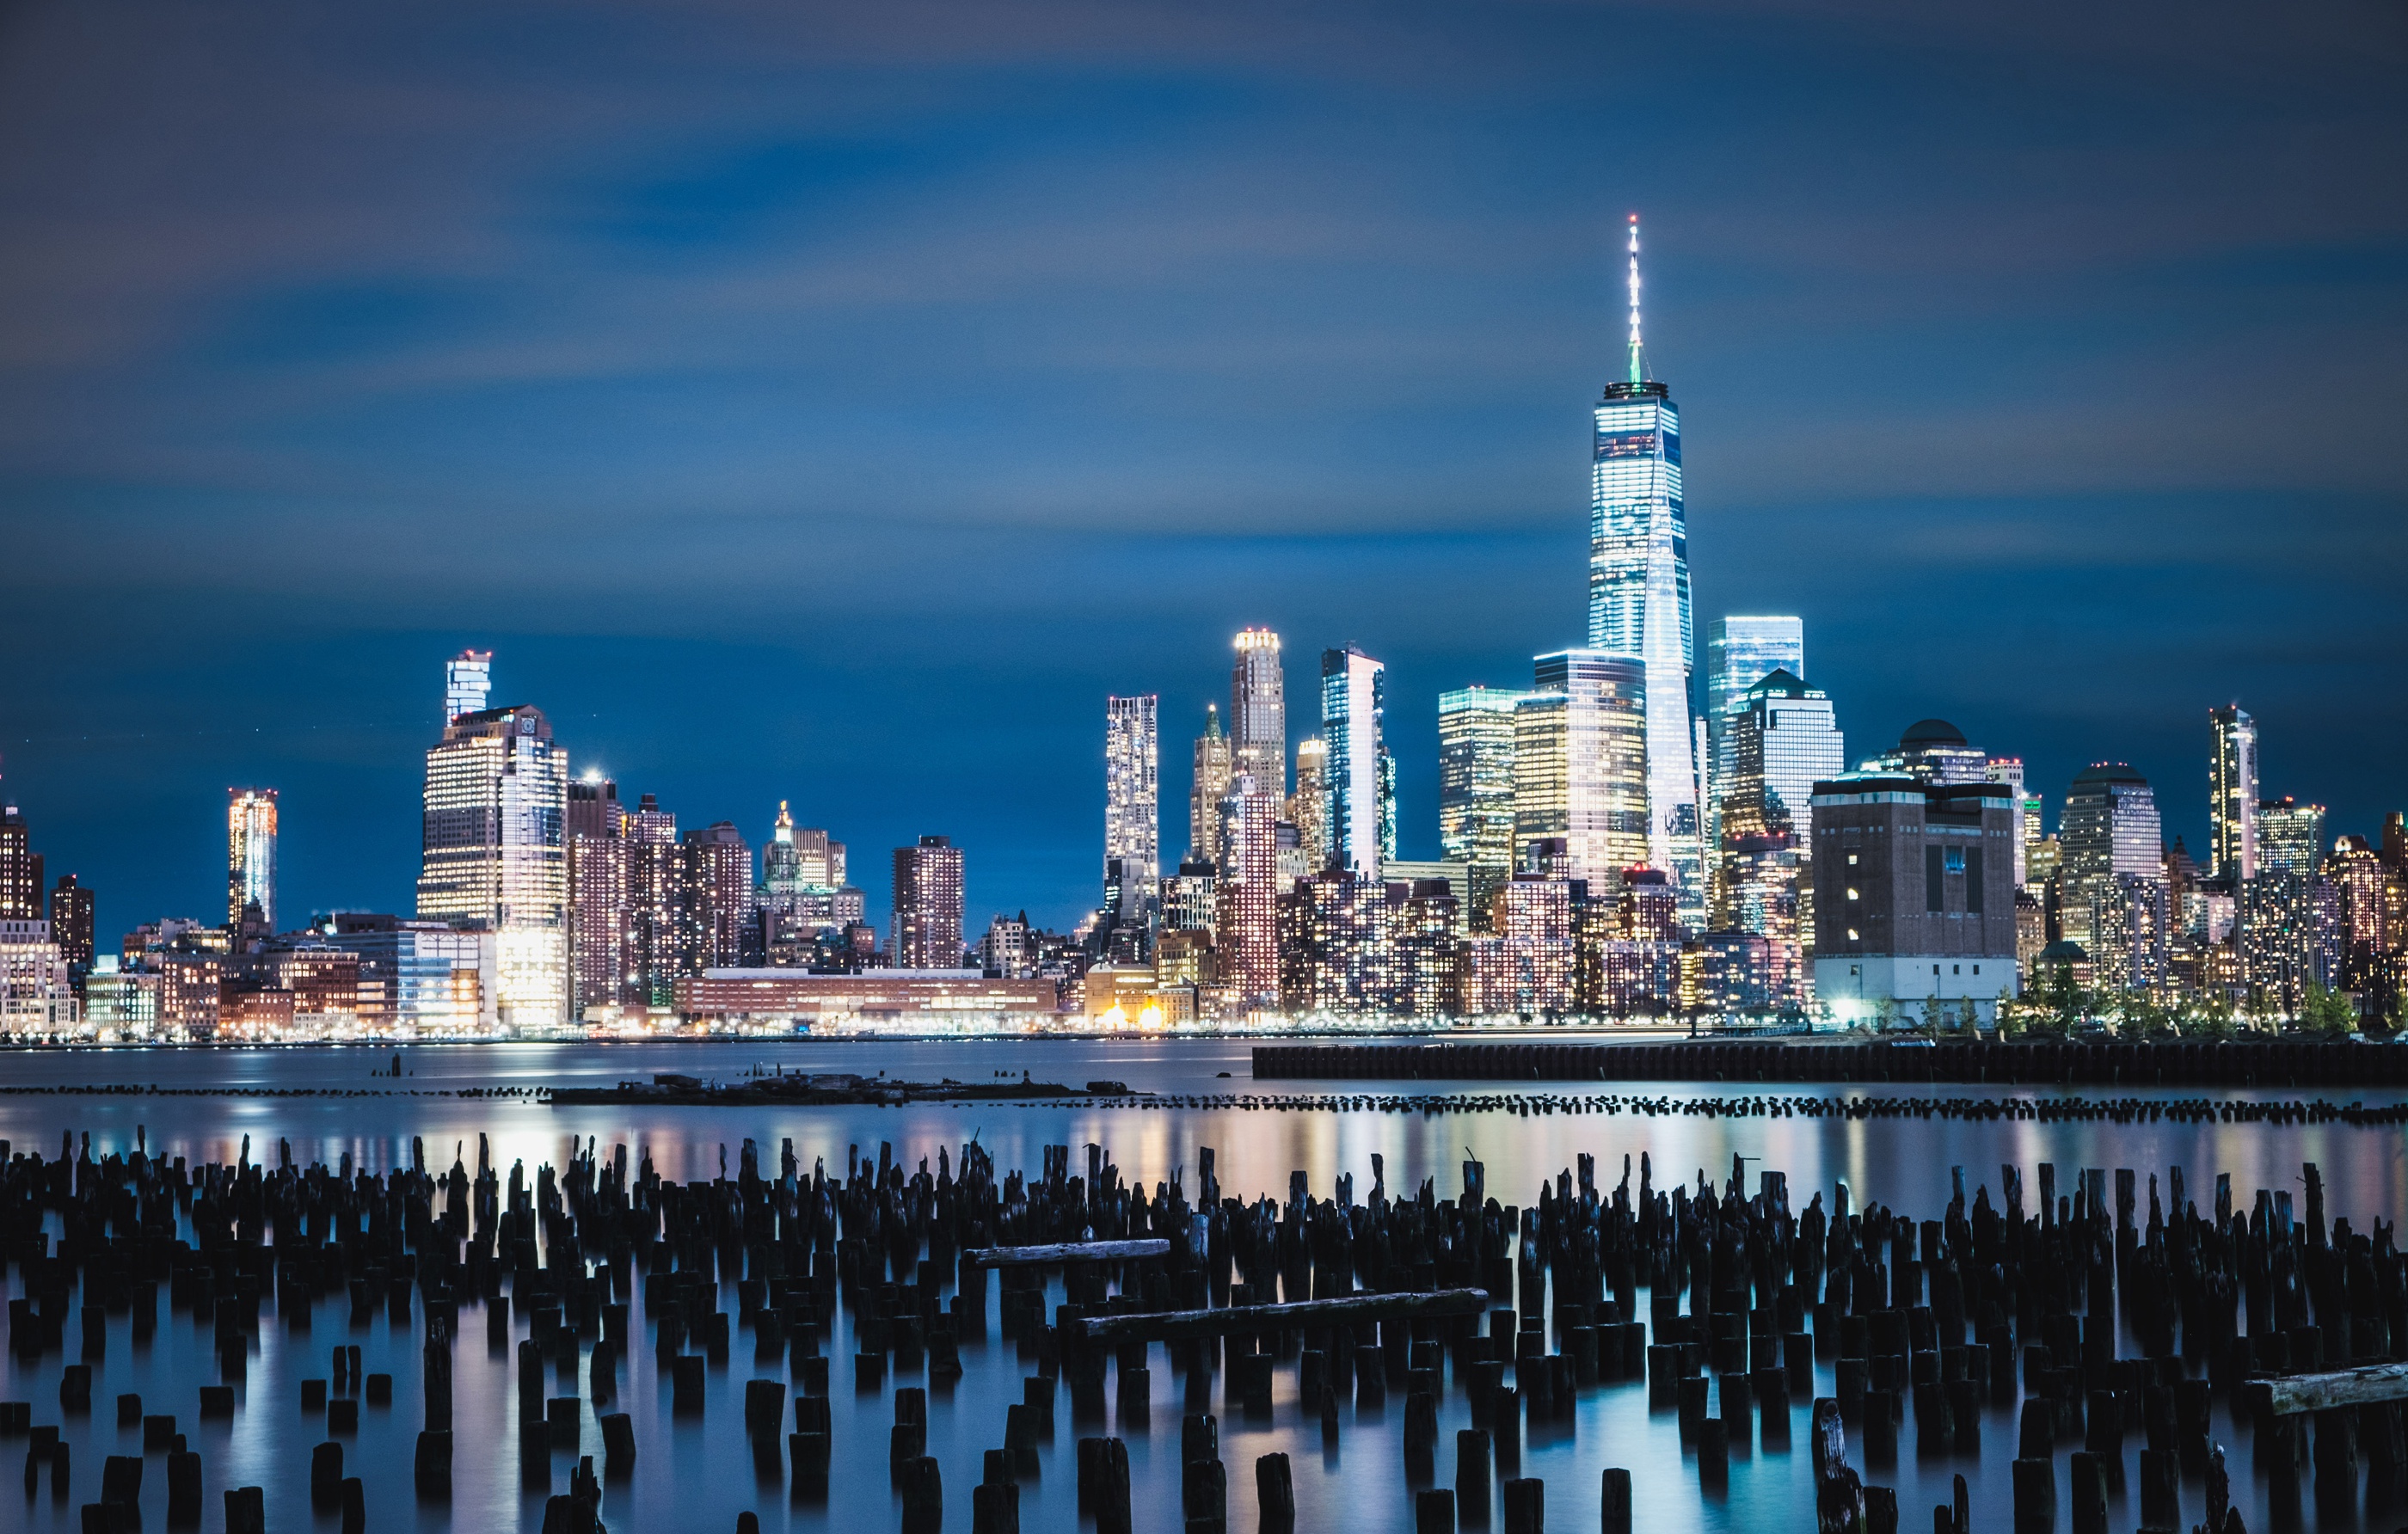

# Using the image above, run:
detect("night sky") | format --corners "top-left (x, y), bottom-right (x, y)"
top-left (2, 0), bottom-right (2403, 939)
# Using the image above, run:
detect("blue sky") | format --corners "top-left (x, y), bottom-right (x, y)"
top-left (1, 0), bottom-right (2403, 935)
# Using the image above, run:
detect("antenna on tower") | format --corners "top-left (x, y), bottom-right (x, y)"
top-left (1625, 213), bottom-right (1646, 386)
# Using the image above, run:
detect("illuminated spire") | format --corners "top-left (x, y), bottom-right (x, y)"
top-left (1625, 213), bottom-right (1646, 386)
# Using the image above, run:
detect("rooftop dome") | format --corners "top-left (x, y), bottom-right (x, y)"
top-left (2073, 762), bottom-right (2148, 788)
top-left (1899, 718), bottom-right (1967, 749)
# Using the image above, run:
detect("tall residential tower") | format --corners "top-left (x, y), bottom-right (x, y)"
top-left (1320, 646), bottom-right (1392, 878)
top-left (226, 788), bottom-right (279, 933)
top-left (1230, 629), bottom-right (1287, 801)
top-left (2209, 705), bottom-right (2258, 882)
top-left (1103, 695), bottom-right (1160, 917)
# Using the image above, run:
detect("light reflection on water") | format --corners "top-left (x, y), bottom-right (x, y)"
top-left (3, 1040), bottom-right (2404, 1534)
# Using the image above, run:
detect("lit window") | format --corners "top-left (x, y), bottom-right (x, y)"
top-left (1846, 888), bottom-right (1859, 901)
top-left (1847, 854), bottom-right (1858, 866)
top-left (1846, 929), bottom-right (1858, 942)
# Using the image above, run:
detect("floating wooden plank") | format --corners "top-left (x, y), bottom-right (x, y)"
top-left (1061, 1288), bottom-right (1490, 1346)
top-left (2259, 1362), bottom-right (2408, 1416)
top-left (965, 1239), bottom-right (1170, 1267)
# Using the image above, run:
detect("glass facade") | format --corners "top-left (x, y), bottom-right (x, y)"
top-left (443, 648), bottom-right (492, 723)
top-left (1438, 687), bottom-right (1533, 931)
top-left (1320, 646), bottom-right (1390, 878)
top-left (2256, 797), bottom-right (2322, 876)
top-left (2058, 764), bottom-right (2163, 950)
top-left (2209, 705), bottom-right (2258, 881)
top-left (415, 701), bottom-right (568, 1029)
top-left (226, 788), bottom-right (278, 933)
top-left (1287, 737), bottom-right (1329, 874)
top-left (1515, 650), bottom-right (1649, 890)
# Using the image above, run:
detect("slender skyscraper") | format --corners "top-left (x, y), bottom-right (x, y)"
top-left (2209, 705), bottom-right (2258, 882)
top-left (1320, 646), bottom-right (1391, 877)
top-left (1588, 216), bottom-right (1702, 919)
top-left (226, 788), bottom-right (279, 933)
top-left (2059, 764), bottom-right (2165, 951)
top-left (417, 658), bottom-right (568, 1029)
top-left (1103, 695), bottom-right (1160, 914)
top-left (1287, 737), bottom-right (1330, 873)
top-left (444, 649), bottom-right (493, 723)
top-left (1214, 773), bottom-right (1280, 1009)
top-left (1438, 686), bottom-right (1534, 928)
top-left (1189, 704), bottom-right (1232, 865)
top-left (1230, 629), bottom-right (1287, 801)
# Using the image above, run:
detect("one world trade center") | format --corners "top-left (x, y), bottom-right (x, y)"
top-left (1588, 216), bottom-right (1704, 923)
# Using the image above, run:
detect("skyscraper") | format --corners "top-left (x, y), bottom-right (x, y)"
top-left (1189, 704), bottom-right (1232, 865)
top-left (1588, 216), bottom-right (1702, 921)
top-left (1981, 758), bottom-right (2036, 887)
top-left (48, 874), bottom-right (95, 972)
top-left (226, 788), bottom-right (279, 933)
top-left (415, 668), bottom-right (568, 1030)
top-left (1713, 670), bottom-right (1844, 1008)
top-left (2059, 764), bottom-right (2165, 950)
top-left (1321, 646), bottom-right (1391, 877)
top-left (2209, 705), bottom-right (2258, 882)
top-left (1860, 721), bottom-right (1990, 784)
top-left (444, 649), bottom-right (493, 723)
top-left (1213, 774), bottom-right (1280, 1010)
top-left (1704, 617), bottom-right (1805, 854)
top-left (1287, 736), bottom-right (1330, 874)
top-left (891, 836), bottom-right (965, 970)
top-left (1103, 695), bottom-right (1160, 917)
top-left (1705, 617), bottom-right (1804, 737)
top-left (2255, 798), bottom-right (2326, 875)
top-left (0, 800), bottom-right (40, 921)
top-left (680, 822), bottom-right (756, 972)
top-left (565, 776), bottom-right (631, 1017)
top-left (1514, 650), bottom-right (1649, 890)
top-left (1439, 686), bottom-right (1535, 929)
top-left (1230, 629), bottom-right (1287, 801)
top-left (626, 793), bottom-right (680, 1004)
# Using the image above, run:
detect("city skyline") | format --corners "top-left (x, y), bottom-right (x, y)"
top-left (1, 2), bottom-right (2401, 938)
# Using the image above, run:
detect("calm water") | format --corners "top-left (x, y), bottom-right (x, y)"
top-left (4, 1040), bottom-right (2405, 1534)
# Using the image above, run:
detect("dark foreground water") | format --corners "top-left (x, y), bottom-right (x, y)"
top-left (3, 1039), bottom-right (2405, 1534)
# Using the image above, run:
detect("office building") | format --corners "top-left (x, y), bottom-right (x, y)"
top-left (1439, 686), bottom-right (1534, 930)
top-left (1231, 629), bottom-right (1287, 801)
top-left (1704, 617), bottom-right (1804, 850)
top-left (1588, 218), bottom-right (1702, 920)
top-left (0, 801), bottom-right (41, 921)
top-left (891, 836), bottom-right (965, 970)
top-left (1859, 721), bottom-right (1990, 785)
top-left (415, 672), bottom-right (568, 1030)
top-left (1189, 704), bottom-right (1232, 864)
top-left (2256, 798), bottom-right (2325, 875)
top-left (1705, 617), bottom-right (1805, 734)
top-left (48, 874), bottom-right (95, 973)
top-left (1321, 646), bottom-right (1392, 877)
top-left (82, 957), bottom-right (159, 1037)
top-left (1213, 774), bottom-right (1280, 1012)
top-left (224, 788), bottom-right (279, 934)
top-left (444, 648), bottom-right (492, 722)
top-left (1514, 650), bottom-right (1649, 890)
top-left (1103, 695), bottom-right (1160, 918)
top-left (2209, 705), bottom-right (2258, 882)
top-left (1287, 737), bottom-right (1330, 874)
top-left (2058, 764), bottom-right (2165, 950)
top-left (1981, 758), bottom-right (2035, 887)
top-left (1711, 667), bottom-right (1840, 1009)
top-left (1161, 859), bottom-right (1218, 936)
top-left (1810, 776), bottom-right (2020, 1024)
